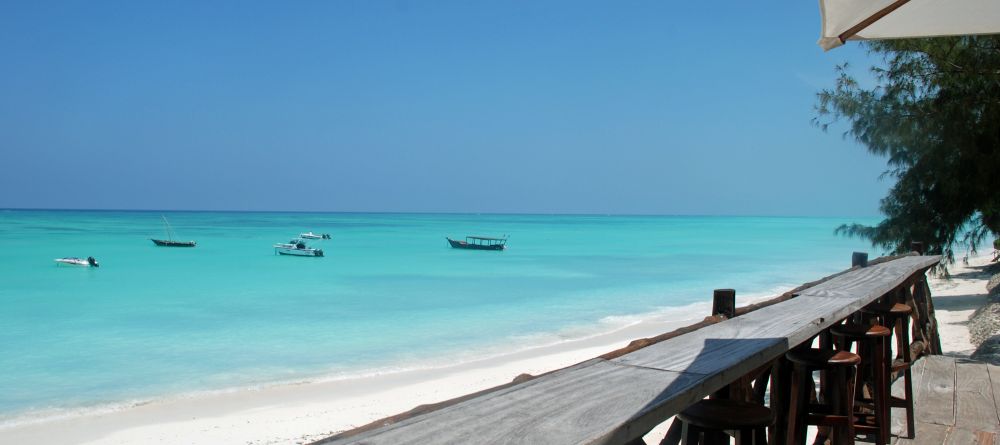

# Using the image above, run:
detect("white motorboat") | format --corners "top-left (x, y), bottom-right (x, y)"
top-left (55, 256), bottom-right (100, 267)
top-left (274, 239), bottom-right (324, 257)
top-left (300, 232), bottom-right (331, 240)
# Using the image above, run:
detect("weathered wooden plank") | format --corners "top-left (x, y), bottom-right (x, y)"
top-left (317, 256), bottom-right (942, 445)
top-left (957, 361), bottom-right (1000, 432)
top-left (795, 255), bottom-right (940, 299)
top-left (319, 359), bottom-right (704, 445)
top-left (612, 295), bottom-right (870, 377)
top-left (893, 421), bottom-right (951, 445)
top-left (918, 355), bottom-right (957, 427)
top-left (944, 428), bottom-right (997, 445)
top-left (989, 364), bottom-right (1000, 427)
top-left (892, 356), bottom-right (926, 437)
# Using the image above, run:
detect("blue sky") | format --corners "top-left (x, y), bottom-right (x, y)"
top-left (0, 1), bottom-right (889, 216)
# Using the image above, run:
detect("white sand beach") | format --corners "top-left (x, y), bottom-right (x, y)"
top-left (1, 254), bottom-right (992, 445)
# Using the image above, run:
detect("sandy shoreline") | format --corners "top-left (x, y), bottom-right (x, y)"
top-left (1, 301), bottom-right (718, 444)
top-left (924, 253), bottom-right (994, 357)
top-left (1, 255), bottom-right (992, 445)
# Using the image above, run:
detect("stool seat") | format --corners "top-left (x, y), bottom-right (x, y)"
top-left (677, 399), bottom-right (774, 430)
top-left (830, 323), bottom-right (891, 338)
top-left (787, 348), bottom-right (861, 367)
top-left (862, 303), bottom-right (912, 316)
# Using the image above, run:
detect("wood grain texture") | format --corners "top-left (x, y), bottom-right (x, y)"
top-left (893, 421), bottom-right (951, 445)
top-left (989, 365), bottom-right (1000, 428)
top-left (944, 428), bottom-right (996, 445)
top-left (918, 356), bottom-right (957, 427)
top-left (612, 295), bottom-right (871, 376)
top-left (892, 356), bottom-right (926, 437)
top-left (956, 361), bottom-right (1000, 432)
top-left (794, 256), bottom-right (940, 299)
top-left (320, 359), bottom-right (704, 445)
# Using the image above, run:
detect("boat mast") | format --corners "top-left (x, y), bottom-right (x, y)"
top-left (161, 215), bottom-right (175, 241)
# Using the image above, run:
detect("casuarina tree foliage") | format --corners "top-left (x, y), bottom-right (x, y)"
top-left (816, 36), bottom-right (1000, 264)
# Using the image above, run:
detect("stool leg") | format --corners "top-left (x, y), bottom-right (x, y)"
top-left (883, 318), bottom-right (896, 445)
top-left (872, 335), bottom-right (888, 445)
top-left (772, 358), bottom-right (792, 445)
top-left (661, 419), bottom-right (683, 445)
top-left (899, 316), bottom-right (915, 439)
top-left (829, 365), bottom-right (842, 445)
top-left (755, 426), bottom-right (767, 445)
top-left (707, 430), bottom-right (729, 445)
top-left (819, 331), bottom-right (832, 404)
top-left (786, 364), bottom-right (808, 445)
top-left (736, 428), bottom-right (753, 445)
top-left (681, 421), bottom-right (698, 445)
top-left (843, 365), bottom-right (858, 445)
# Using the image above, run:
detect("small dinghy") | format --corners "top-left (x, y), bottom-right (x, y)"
top-left (300, 232), bottom-right (331, 240)
top-left (55, 256), bottom-right (100, 267)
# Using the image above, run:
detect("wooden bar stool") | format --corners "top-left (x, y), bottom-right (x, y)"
top-left (786, 348), bottom-right (860, 445)
top-left (830, 323), bottom-right (892, 445)
top-left (674, 399), bottom-right (773, 445)
top-left (862, 302), bottom-right (915, 439)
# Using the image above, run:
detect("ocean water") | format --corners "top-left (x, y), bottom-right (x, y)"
top-left (0, 210), bottom-right (877, 424)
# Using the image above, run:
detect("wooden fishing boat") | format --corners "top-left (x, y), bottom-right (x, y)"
top-left (447, 236), bottom-right (507, 251)
top-left (151, 239), bottom-right (196, 247)
top-left (151, 216), bottom-right (196, 247)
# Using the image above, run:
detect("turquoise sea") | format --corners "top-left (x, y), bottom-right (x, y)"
top-left (0, 210), bottom-right (877, 425)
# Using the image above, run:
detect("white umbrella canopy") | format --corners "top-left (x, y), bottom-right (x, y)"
top-left (819, 0), bottom-right (1000, 50)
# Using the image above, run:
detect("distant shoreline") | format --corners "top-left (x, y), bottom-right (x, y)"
top-left (0, 207), bottom-right (883, 220)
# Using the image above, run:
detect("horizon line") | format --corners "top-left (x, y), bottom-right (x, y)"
top-left (0, 206), bottom-right (883, 220)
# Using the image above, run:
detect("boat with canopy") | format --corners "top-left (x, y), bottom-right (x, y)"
top-left (446, 235), bottom-right (508, 251)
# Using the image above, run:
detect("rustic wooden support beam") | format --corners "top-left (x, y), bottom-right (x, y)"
top-left (852, 251), bottom-right (869, 268)
top-left (888, 340), bottom-right (929, 382)
top-left (712, 289), bottom-right (738, 399)
top-left (904, 277), bottom-right (926, 344)
top-left (712, 289), bottom-right (736, 320)
top-left (921, 275), bottom-right (943, 354)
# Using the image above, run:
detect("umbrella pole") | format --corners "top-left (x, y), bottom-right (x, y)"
top-left (838, 0), bottom-right (912, 44)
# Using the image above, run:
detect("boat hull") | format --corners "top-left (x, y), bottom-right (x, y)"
top-left (275, 247), bottom-right (324, 257)
top-left (151, 239), bottom-right (196, 247)
top-left (447, 238), bottom-right (505, 251)
top-left (54, 258), bottom-right (98, 267)
top-left (300, 233), bottom-right (331, 240)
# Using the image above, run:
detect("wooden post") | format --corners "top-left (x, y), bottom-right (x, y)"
top-left (907, 276), bottom-right (930, 353)
top-left (852, 252), bottom-right (868, 268)
top-left (712, 289), bottom-right (736, 319)
top-left (710, 289), bottom-right (737, 400)
top-left (918, 273), bottom-right (943, 354)
top-left (911, 241), bottom-right (925, 254)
